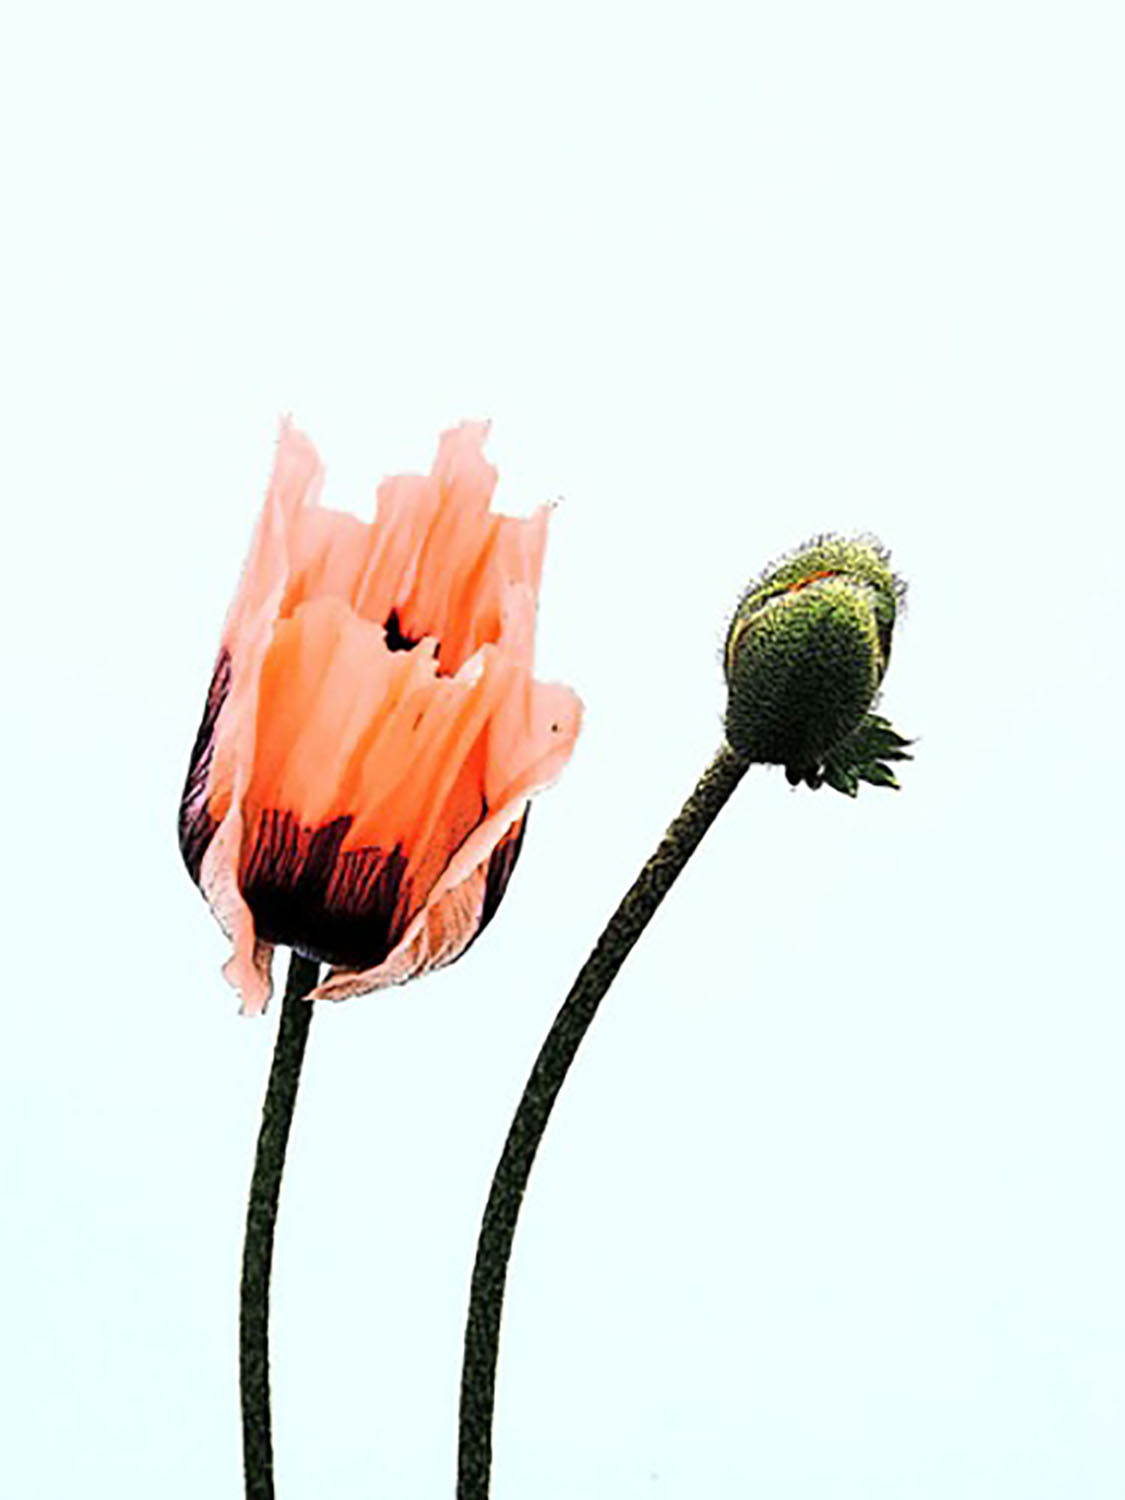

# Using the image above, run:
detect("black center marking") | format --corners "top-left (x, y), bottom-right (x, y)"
top-left (384, 608), bottom-right (421, 653)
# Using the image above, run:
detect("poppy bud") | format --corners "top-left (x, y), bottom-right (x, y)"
top-left (723, 536), bottom-right (900, 778)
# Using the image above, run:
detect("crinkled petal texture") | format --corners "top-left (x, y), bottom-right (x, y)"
top-left (179, 421), bottom-right (582, 1015)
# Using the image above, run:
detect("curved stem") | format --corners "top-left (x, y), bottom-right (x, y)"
top-left (240, 950), bottom-right (320, 1500)
top-left (457, 741), bottom-right (750, 1499)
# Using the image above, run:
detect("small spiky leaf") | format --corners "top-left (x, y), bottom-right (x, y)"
top-left (794, 713), bottom-right (914, 797)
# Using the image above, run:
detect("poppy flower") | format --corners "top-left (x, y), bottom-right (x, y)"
top-left (179, 420), bottom-right (582, 1015)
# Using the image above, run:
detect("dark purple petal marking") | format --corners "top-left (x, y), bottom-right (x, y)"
top-left (178, 648), bottom-right (232, 884)
top-left (241, 809), bottom-right (410, 969)
top-left (466, 808), bottom-right (529, 952)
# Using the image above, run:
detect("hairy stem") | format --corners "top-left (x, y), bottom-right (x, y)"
top-left (457, 741), bottom-right (750, 1498)
top-left (240, 950), bottom-right (320, 1500)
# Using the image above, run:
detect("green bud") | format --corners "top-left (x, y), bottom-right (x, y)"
top-left (723, 535), bottom-right (902, 779)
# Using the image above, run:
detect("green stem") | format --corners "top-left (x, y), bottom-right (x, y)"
top-left (240, 950), bottom-right (320, 1500)
top-left (457, 741), bottom-right (750, 1499)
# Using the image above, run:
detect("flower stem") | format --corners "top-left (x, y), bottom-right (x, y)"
top-left (457, 741), bottom-right (750, 1499)
top-left (240, 950), bottom-right (320, 1500)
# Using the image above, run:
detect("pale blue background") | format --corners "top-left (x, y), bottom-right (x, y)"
top-left (2, 2), bottom-right (1123, 1496)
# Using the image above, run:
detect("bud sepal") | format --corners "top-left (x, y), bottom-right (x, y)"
top-left (787, 712), bottom-right (914, 796)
